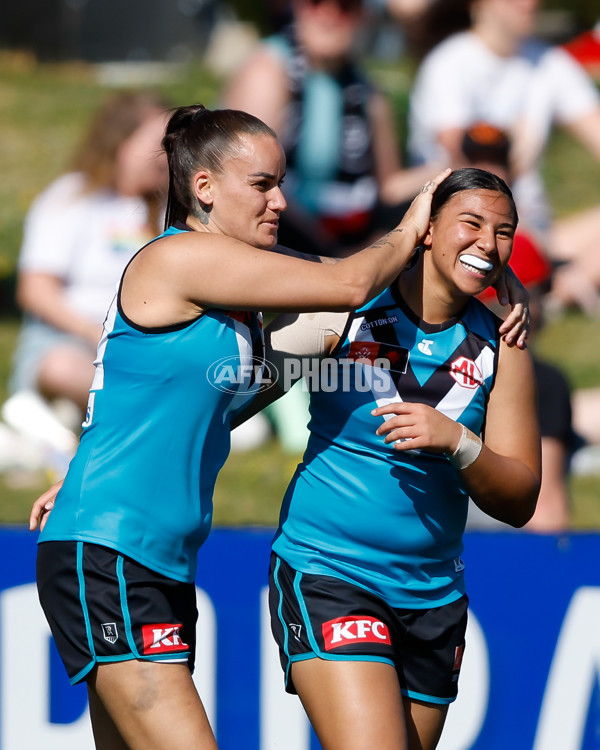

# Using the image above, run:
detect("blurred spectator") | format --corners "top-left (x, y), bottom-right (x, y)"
top-left (360, 0), bottom-right (432, 60)
top-left (407, 0), bottom-right (600, 313)
top-left (223, 0), bottom-right (442, 453)
top-left (461, 122), bottom-right (583, 533)
top-left (573, 388), bottom-right (600, 447)
top-left (384, 0), bottom-right (471, 60)
top-left (1, 90), bottom-right (170, 470)
top-left (223, 0), bottom-right (441, 258)
top-left (562, 19), bottom-right (600, 79)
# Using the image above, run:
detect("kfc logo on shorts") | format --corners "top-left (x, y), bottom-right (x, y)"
top-left (142, 623), bottom-right (188, 655)
top-left (449, 356), bottom-right (483, 389)
top-left (322, 616), bottom-right (391, 651)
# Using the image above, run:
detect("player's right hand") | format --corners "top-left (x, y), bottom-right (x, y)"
top-left (29, 479), bottom-right (63, 532)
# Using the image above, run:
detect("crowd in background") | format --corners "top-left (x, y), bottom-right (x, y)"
top-left (1, 0), bottom-right (600, 535)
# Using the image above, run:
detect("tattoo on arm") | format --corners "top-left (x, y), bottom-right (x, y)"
top-left (371, 227), bottom-right (404, 249)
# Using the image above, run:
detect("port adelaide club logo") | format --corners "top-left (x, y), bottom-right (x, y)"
top-left (101, 622), bottom-right (119, 644)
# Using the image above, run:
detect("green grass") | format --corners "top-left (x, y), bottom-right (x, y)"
top-left (535, 309), bottom-right (600, 389)
top-left (0, 56), bottom-right (599, 529)
top-left (0, 54), bottom-right (222, 276)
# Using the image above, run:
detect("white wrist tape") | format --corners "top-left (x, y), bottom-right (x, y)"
top-left (449, 425), bottom-right (482, 470)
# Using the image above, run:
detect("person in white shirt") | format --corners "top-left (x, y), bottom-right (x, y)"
top-left (407, 0), bottom-right (600, 312)
top-left (7, 91), bottom-right (170, 418)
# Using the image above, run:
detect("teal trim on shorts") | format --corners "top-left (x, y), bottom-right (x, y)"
top-left (273, 556), bottom-right (293, 686)
top-left (72, 542), bottom-right (96, 685)
top-left (293, 570), bottom-right (321, 655)
top-left (96, 654), bottom-right (140, 666)
top-left (117, 554), bottom-right (141, 658)
top-left (402, 687), bottom-right (456, 706)
top-left (70, 662), bottom-right (95, 686)
top-left (95, 653), bottom-right (189, 666)
top-left (288, 653), bottom-right (317, 664)
top-left (290, 652), bottom-right (395, 667)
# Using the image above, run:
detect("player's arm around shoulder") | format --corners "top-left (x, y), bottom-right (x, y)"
top-left (121, 231), bottom-right (335, 322)
top-left (463, 339), bottom-right (541, 527)
top-left (231, 311), bottom-right (345, 428)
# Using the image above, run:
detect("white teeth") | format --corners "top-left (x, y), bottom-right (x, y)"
top-left (460, 254), bottom-right (494, 273)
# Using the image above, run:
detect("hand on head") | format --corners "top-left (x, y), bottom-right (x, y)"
top-left (399, 167), bottom-right (452, 239)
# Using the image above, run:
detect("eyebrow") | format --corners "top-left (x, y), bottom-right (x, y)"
top-left (249, 171), bottom-right (281, 179)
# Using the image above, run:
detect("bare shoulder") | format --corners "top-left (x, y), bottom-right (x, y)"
top-left (122, 231), bottom-right (223, 297)
top-left (134, 230), bottom-right (233, 266)
top-left (120, 232), bottom-right (219, 325)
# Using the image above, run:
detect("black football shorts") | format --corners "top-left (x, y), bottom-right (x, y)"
top-left (269, 553), bottom-right (468, 704)
top-left (37, 541), bottom-right (197, 684)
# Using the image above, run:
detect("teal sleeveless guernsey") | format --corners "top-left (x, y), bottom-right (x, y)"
top-left (272, 285), bottom-right (500, 607)
top-left (39, 226), bottom-right (264, 582)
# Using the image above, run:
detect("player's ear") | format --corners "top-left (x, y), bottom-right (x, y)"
top-left (192, 170), bottom-right (214, 207)
top-left (422, 224), bottom-right (433, 249)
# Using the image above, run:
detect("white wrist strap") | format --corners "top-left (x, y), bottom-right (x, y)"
top-left (449, 425), bottom-right (482, 470)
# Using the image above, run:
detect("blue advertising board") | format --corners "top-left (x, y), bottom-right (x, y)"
top-left (0, 527), bottom-right (598, 749)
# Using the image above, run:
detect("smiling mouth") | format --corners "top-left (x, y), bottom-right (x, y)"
top-left (459, 254), bottom-right (494, 275)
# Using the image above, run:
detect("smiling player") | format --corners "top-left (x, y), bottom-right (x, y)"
top-left (260, 167), bottom-right (541, 750)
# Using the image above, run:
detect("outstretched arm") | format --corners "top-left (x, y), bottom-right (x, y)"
top-left (129, 169), bottom-right (452, 320)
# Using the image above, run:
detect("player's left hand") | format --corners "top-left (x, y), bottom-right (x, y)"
top-left (372, 402), bottom-right (463, 453)
top-left (493, 267), bottom-right (530, 349)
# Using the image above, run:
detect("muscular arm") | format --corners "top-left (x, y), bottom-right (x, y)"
top-left (459, 342), bottom-right (541, 526)
top-left (120, 170), bottom-right (451, 327)
top-left (125, 224), bottom-right (418, 317)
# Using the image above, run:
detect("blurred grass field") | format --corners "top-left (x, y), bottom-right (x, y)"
top-left (0, 53), bottom-right (599, 529)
